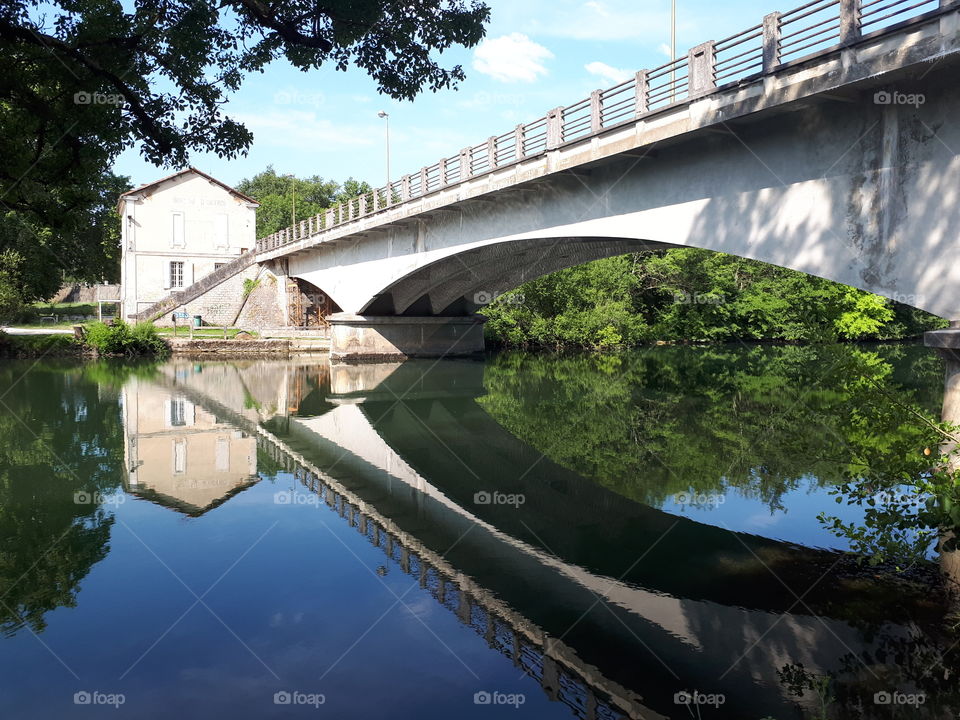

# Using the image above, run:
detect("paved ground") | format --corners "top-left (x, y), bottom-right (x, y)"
top-left (1, 327), bottom-right (74, 335)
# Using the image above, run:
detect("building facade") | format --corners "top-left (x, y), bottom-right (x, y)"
top-left (119, 168), bottom-right (259, 321)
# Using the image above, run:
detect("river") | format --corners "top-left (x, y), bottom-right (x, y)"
top-left (0, 344), bottom-right (956, 719)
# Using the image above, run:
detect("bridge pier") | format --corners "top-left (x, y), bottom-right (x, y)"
top-left (328, 313), bottom-right (485, 362)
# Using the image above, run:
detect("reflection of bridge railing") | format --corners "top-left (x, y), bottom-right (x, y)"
top-left (259, 438), bottom-right (650, 719)
top-left (256, 0), bottom-right (948, 254)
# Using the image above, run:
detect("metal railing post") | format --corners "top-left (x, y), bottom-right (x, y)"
top-left (401, 174), bottom-right (411, 200)
top-left (688, 41), bottom-right (717, 96)
top-left (589, 90), bottom-right (602, 133)
top-left (459, 148), bottom-right (472, 179)
top-left (546, 107), bottom-right (563, 149)
top-left (515, 124), bottom-right (526, 158)
top-left (635, 71), bottom-right (649, 116)
top-left (840, 0), bottom-right (862, 45)
top-left (487, 136), bottom-right (497, 168)
top-left (762, 12), bottom-right (782, 72)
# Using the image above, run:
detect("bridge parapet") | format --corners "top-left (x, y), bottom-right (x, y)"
top-left (255, 0), bottom-right (956, 256)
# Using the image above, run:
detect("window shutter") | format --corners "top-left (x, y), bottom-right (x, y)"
top-left (188, 262), bottom-right (194, 285)
top-left (162, 261), bottom-right (170, 289)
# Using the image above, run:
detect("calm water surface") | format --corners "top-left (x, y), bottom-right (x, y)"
top-left (0, 344), bottom-right (955, 719)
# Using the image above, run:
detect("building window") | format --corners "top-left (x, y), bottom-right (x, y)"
top-left (169, 397), bottom-right (186, 426)
top-left (170, 261), bottom-right (184, 289)
top-left (171, 211), bottom-right (185, 248)
top-left (214, 213), bottom-right (229, 250)
top-left (172, 439), bottom-right (186, 474)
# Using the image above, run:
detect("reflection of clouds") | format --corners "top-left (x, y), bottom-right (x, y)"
top-left (746, 512), bottom-right (782, 529)
top-left (400, 595), bottom-right (436, 621)
top-left (269, 611), bottom-right (305, 628)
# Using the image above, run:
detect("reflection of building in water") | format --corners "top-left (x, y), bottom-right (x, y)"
top-left (121, 376), bottom-right (258, 515)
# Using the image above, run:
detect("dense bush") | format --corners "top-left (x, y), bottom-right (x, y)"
top-left (481, 249), bottom-right (947, 349)
top-left (83, 321), bottom-right (168, 357)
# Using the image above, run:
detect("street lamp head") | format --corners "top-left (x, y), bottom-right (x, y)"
top-left (377, 110), bottom-right (389, 119)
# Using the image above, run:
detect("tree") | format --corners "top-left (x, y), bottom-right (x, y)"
top-left (0, 1), bottom-right (489, 226)
top-left (0, 171), bottom-right (129, 314)
top-left (480, 249), bottom-right (947, 347)
top-left (237, 166), bottom-right (373, 237)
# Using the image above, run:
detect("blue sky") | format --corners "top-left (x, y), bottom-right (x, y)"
top-left (114, 0), bottom-right (778, 189)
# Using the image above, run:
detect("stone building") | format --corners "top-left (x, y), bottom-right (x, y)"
top-left (118, 168), bottom-right (259, 322)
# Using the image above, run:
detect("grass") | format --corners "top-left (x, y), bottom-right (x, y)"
top-left (0, 333), bottom-right (82, 357)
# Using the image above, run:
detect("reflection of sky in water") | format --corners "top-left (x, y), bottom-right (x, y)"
top-left (661, 477), bottom-right (938, 557)
top-left (660, 476), bottom-right (866, 551)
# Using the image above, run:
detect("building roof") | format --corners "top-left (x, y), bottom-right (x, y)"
top-left (117, 167), bottom-right (259, 211)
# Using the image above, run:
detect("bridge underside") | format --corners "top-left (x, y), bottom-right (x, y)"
top-left (276, 34), bottom-right (960, 359)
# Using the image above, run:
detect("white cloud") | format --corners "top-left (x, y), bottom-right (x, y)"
top-left (585, 61), bottom-right (633, 85)
top-left (658, 42), bottom-right (674, 58)
top-left (233, 110), bottom-right (374, 149)
top-left (473, 33), bottom-right (554, 83)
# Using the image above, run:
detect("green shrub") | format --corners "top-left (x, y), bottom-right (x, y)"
top-left (84, 321), bottom-right (168, 357)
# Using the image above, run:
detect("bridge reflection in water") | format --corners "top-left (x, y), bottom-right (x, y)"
top-left (123, 356), bottom-right (949, 720)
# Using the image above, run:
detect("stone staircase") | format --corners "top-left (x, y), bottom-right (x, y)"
top-left (132, 251), bottom-right (259, 322)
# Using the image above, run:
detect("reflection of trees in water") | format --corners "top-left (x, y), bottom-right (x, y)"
top-left (479, 344), bottom-right (944, 513)
top-left (0, 363), bottom-right (123, 637)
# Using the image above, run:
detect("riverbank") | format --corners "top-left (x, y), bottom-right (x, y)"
top-left (0, 331), bottom-right (330, 358)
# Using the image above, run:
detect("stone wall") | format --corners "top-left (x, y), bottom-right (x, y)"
top-left (236, 273), bottom-right (284, 329)
top-left (134, 251), bottom-right (258, 322)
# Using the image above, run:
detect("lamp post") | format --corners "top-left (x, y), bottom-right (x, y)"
top-left (377, 110), bottom-right (391, 195)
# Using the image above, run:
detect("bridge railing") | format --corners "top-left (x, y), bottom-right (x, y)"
top-left (255, 0), bottom-right (952, 254)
